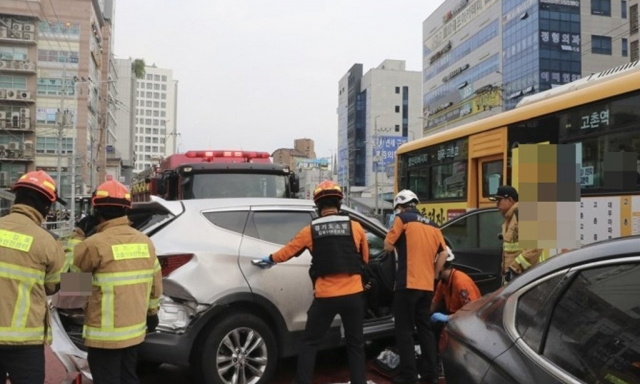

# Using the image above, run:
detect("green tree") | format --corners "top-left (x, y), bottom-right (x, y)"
top-left (131, 58), bottom-right (146, 79)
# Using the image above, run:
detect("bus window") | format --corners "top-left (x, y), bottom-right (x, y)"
top-left (482, 160), bottom-right (503, 198)
top-left (430, 161), bottom-right (467, 199)
top-left (407, 168), bottom-right (429, 200)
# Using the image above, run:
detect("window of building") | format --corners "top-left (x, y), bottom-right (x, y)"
top-left (395, 105), bottom-right (400, 113)
top-left (622, 38), bottom-right (628, 56)
top-left (146, 83), bottom-right (152, 89)
top-left (146, 110), bottom-right (152, 116)
top-left (622, 0), bottom-right (628, 18)
top-left (592, 35), bottom-right (612, 54)
top-left (35, 136), bottom-right (74, 154)
top-left (38, 21), bottom-right (81, 36)
top-left (395, 124), bottom-right (400, 132)
top-left (632, 5), bottom-right (639, 34)
top-left (154, 92), bottom-right (160, 99)
top-left (154, 75), bottom-right (160, 81)
top-left (161, 84), bottom-right (167, 91)
top-left (161, 111), bottom-right (166, 117)
top-left (162, 75), bottom-right (167, 82)
top-left (37, 78), bottom-right (75, 96)
top-left (146, 101), bottom-right (152, 107)
top-left (154, 84), bottom-right (160, 90)
top-left (152, 137), bottom-right (158, 144)
top-left (0, 75), bottom-right (27, 90)
top-left (395, 86), bottom-right (400, 94)
top-left (146, 92), bottom-right (152, 98)
top-left (153, 119), bottom-right (159, 125)
top-left (161, 102), bottom-right (166, 108)
top-left (153, 111), bottom-right (159, 117)
top-left (0, 46), bottom-right (28, 61)
top-left (632, 40), bottom-right (640, 61)
top-left (591, 0), bottom-right (611, 15)
top-left (146, 74), bottom-right (152, 80)
top-left (145, 119), bottom-right (152, 125)
top-left (542, 263), bottom-right (640, 383)
top-left (152, 128), bottom-right (159, 135)
top-left (154, 102), bottom-right (159, 108)
top-left (161, 93), bottom-right (166, 100)
top-left (37, 49), bottom-right (79, 64)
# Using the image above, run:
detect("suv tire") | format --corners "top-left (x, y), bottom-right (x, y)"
top-left (193, 312), bottom-right (278, 384)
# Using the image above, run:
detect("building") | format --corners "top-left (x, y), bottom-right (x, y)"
top-left (295, 158), bottom-right (331, 199)
top-left (1, 0), bottom-right (115, 206)
top-left (272, 138), bottom-right (316, 170)
top-left (113, 57), bottom-right (136, 185)
top-left (337, 60), bottom-right (422, 196)
top-left (133, 64), bottom-right (178, 173)
top-left (422, 0), bottom-right (630, 135)
top-left (628, 0), bottom-right (638, 60)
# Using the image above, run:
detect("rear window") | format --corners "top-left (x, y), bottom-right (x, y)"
top-left (128, 209), bottom-right (175, 235)
top-left (202, 211), bottom-right (249, 234)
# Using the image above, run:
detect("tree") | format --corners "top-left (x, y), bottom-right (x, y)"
top-left (131, 58), bottom-right (146, 79)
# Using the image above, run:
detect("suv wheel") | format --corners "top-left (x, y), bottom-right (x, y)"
top-left (194, 313), bottom-right (277, 384)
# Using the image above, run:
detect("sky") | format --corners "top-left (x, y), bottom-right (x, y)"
top-left (113, 0), bottom-right (447, 159)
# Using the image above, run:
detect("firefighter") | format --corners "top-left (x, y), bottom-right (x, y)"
top-left (0, 171), bottom-right (65, 384)
top-left (62, 214), bottom-right (98, 273)
top-left (489, 185), bottom-right (542, 283)
top-left (260, 180), bottom-right (369, 384)
top-left (71, 180), bottom-right (162, 384)
top-left (384, 189), bottom-right (448, 384)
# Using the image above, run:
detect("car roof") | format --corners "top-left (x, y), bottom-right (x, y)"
top-left (180, 197), bottom-right (317, 210)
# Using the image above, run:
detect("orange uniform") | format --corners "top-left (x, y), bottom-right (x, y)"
top-left (271, 219), bottom-right (369, 298)
top-left (385, 210), bottom-right (446, 291)
top-left (433, 269), bottom-right (481, 314)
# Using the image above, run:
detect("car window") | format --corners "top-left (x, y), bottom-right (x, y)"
top-left (245, 211), bottom-right (313, 245)
top-left (515, 273), bottom-right (565, 351)
top-left (202, 211), bottom-right (249, 234)
top-left (365, 229), bottom-right (385, 258)
top-left (542, 263), bottom-right (640, 383)
top-left (442, 214), bottom-right (479, 249)
top-left (478, 210), bottom-right (503, 248)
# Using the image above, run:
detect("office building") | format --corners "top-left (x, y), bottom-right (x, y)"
top-left (133, 64), bottom-right (178, 173)
top-left (113, 57), bottom-right (136, 185)
top-left (422, 0), bottom-right (630, 135)
top-left (337, 60), bottom-right (422, 193)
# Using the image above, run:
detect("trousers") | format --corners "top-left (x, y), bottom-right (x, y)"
top-left (294, 292), bottom-right (367, 384)
top-left (0, 345), bottom-right (45, 384)
top-left (87, 345), bottom-right (140, 384)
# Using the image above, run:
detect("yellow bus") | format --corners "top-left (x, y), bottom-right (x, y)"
top-left (395, 61), bottom-right (640, 248)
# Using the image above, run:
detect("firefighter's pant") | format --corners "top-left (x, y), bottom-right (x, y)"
top-left (88, 345), bottom-right (139, 384)
top-left (0, 345), bottom-right (45, 384)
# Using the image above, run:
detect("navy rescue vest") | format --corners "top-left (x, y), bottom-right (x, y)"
top-left (309, 215), bottom-right (363, 282)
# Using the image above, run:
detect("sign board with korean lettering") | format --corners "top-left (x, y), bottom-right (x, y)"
top-left (580, 166), bottom-right (594, 186)
top-left (373, 136), bottom-right (408, 172)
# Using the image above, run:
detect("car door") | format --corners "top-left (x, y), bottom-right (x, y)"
top-left (441, 209), bottom-right (503, 295)
top-left (237, 206), bottom-right (318, 333)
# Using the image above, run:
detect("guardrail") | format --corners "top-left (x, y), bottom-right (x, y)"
top-left (42, 220), bottom-right (74, 239)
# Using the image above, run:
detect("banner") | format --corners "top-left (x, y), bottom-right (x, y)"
top-left (372, 136), bottom-right (408, 172)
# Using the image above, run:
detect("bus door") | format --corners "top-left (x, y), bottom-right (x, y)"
top-left (477, 155), bottom-right (504, 208)
top-left (468, 127), bottom-right (507, 208)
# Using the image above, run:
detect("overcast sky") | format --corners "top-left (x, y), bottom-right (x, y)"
top-left (113, 0), bottom-right (446, 159)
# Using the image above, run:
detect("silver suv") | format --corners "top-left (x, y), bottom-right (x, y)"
top-left (59, 197), bottom-right (397, 384)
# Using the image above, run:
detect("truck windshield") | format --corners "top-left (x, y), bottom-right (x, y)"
top-left (184, 173), bottom-right (288, 199)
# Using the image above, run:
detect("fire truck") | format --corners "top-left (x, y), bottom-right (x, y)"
top-left (131, 150), bottom-right (299, 202)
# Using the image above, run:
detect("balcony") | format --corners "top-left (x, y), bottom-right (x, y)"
top-left (0, 28), bottom-right (37, 45)
top-left (0, 146), bottom-right (34, 161)
top-left (0, 88), bottom-right (35, 103)
top-left (0, 59), bottom-right (36, 74)
top-left (0, 116), bottom-right (33, 132)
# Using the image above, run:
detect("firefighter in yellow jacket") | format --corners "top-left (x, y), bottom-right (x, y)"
top-left (489, 185), bottom-right (542, 283)
top-left (0, 171), bottom-right (65, 384)
top-left (72, 180), bottom-right (162, 384)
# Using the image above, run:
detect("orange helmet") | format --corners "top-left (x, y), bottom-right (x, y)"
top-left (313, 180), bottom-right (344, 203)
top-left (11, 171), bottom-right (61, 203)
top-left (92, 180), bottom-right (132, 208)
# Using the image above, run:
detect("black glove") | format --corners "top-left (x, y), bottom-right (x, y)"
top-left (77, 215), bottom-right (98, 236)
top-left (147, 314), bottom-right (159, 333)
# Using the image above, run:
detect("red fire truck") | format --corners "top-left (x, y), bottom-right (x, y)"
top-left (131, 150), bottom-right (299, 202)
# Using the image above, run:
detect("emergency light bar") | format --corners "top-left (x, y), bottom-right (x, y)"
top-left (184, 150), bottom-right (271, 159)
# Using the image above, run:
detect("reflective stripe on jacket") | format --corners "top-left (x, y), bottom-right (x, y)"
top-left (63, 228), bottom-right (85, 273)
top-left (72, 216), bottom-right (163, 349)
top-left (0, 204), bottom-right (65, 346)
top-left (501, 203), bottom-right (542, 275)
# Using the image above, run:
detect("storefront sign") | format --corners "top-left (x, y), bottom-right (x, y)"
top-left (580, 166), bottom-right (594, 186)
top-left (373, 136), bottom-right (408, 172)
top-left (541, 0), bottom-right (579, 6)
top-left (443, 64), bottom-right (469, 82)
top-left (429, 41), bottom-right (452, 64)
top-left (580, 109), bottom-right (610, 129)
top-left (443, 0), bottom-right (470, 23)
top-left (540, 30), bottom-right (581, 52)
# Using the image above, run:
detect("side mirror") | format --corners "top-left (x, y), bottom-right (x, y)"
top-left (290, 174), bottom-right (299, 195)
top-left (154, 174), bottom-right (166, 196)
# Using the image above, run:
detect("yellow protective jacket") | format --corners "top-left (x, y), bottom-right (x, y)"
top-left (72, 216), bottom-right (163, 349)
top-left (63, 227), bottom-right (86, 273)
top-left (0, 204), bottom-right (65, 346)
top-left (501, 203), bottom-right (543, 275)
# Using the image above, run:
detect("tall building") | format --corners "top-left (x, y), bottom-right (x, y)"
top-left (272, 138), bottom-right (316, 170)
top-left (422, 0), bottom-right (630, 135)
top-left (133, 64), bottom-right (178, 173)
top-left (629, 0), bottom-right (638, 60)
top-left (337, 60), bottom-right (422, 192)
top-left (113, 57), bottom-right (136, 185)
top-left (0, 0), bottom-right (115, 204)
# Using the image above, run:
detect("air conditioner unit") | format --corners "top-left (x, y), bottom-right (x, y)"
top-left (20, 108), bottom-right (29, 118)
top-left (11, 112), bottom-right (20, 128)
top-left (23, 62), bottom-right (35, 71)
top-left (12, 60), bottom-right (24, 69)
top-left (0, 172), bottom-right (8, 187)
top-left (8, 142), bottom-right (19, 150)
top-left (18, 91), bottom-right (31, 100)
top-left (6, 89), bottom-right (17, 100)
top-left (0, 28), bottom-right (7, 38)
top-left (23, 32), bottom-right (34, 41)
top-left (24, 140), bottom-right (33, 150)
top-left (0, 60), bottom-right (7, 68)
top-left (0, 89), bottom-right (5, 99)
top-left (11, 31), bottom-right (22, 39)
top-left (11, 23), bottom-right (23, 31)
top-left (0, 145), bottom-right (5, 151)
top-left (23, 24), bottom-right (35, 32)
top-left (1, 18), bottom-right (12, 30)
top-left (21, 120), bottom-right (30, 130)
top-left (0, 111), bottom-right (5, 120)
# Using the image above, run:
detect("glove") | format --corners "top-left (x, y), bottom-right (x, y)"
top-left (146, 314), bottom-right (159, 333)
top-left (261, 255), bottom-right (276, 266)
top-left (77, 214), bottom-right (98, 236)
top-left (430, 312), bottom-right (450, 323)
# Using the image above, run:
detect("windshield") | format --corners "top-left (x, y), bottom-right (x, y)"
top-left (184, 173), bottom-right (288, 199)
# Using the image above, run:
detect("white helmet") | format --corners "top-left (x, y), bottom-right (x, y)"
top-left (393, 189), bottom-right (419, 209)
top-left (446, 246), bottom-right (455, 262)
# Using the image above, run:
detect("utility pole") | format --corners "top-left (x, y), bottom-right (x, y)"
top-left (70, 81), bottom-right (79, 223)
top-left (374, 115), bottom-right (380, 222)
top-left (55, 66), bottom-right (67, 207)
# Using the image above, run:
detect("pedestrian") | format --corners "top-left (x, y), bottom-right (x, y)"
top-left (0, 171), bottom-right (65, 384)
top-left (384, 189), bottom-right (448, 384)
top-left (71, 180), bottom-right (163, 384)
top-left (489, 185), bottom-right (542, 284)
top-left (260, 180), bottom-right (369, 384)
